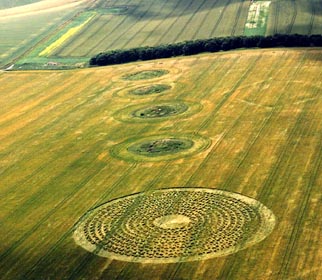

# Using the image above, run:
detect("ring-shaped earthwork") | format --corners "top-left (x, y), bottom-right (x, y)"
top-left (73, 188), bottom-right (276, 263)
top-left (110, 133), bottom-right (211, 162)
top-left (130, 84), bottom-right (172, 96)
top-left (122, 69), bottom-right (169, 81)
top-left (113, 101), bottom-right (202, 123)
top-left (113, 83), bottom-right (174, 99)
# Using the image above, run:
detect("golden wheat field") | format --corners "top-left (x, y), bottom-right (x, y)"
top-left (0, 48), bottom-right (321, 279)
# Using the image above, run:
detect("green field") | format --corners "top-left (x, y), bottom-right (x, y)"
top-left (267, 0), bottom-right (322, 35)
top-left (0, 49), bottom-right (321, 279)
top-left (43, 0), bottom-right (322, 58)
top-left (0, 0), bottom-right (89, 68)
top-left (0, 0), bottom-right (42, 9)
top-left (1, 0), bottom-right (322, 68)
top-left (51, 0), bottom-right (251, 58)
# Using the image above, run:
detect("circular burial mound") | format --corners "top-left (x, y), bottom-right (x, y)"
top-left (122, 70), bottom-right (169, 81)
top-left (110, 134), bottom-right (210, 162)
top-left (73, 188), bottom-right (276, 263)
top-left (130, 84), bottom-right (171, 96)
top-left (113, 101), bottom-right (201, 123)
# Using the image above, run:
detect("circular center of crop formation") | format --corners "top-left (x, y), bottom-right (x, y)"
top-left (122, 70), bottom-right (169, 81)
top-left (153, 214), bottom-right (191, 229)
top-left (110, 134), bottom-right (211, 162)
top-left (133, 104), bottom-right (186, 118)
top-left (113, 101), bottom-right (202, 123)
top-left (130, 84), bottom-right (171, 96)
top-left (73, 188), bottom-right (276, 263)
top-left (129, 138), bottom-right (193, 157)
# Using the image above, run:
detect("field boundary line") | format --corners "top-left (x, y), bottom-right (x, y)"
top-left (209, 0), bottom-right (232, 37)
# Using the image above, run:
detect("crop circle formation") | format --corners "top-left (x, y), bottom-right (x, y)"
top-left (128, 138), bottom-right (193, 157)
top-left (122, 70), bottom-right (169, 81)
top-left (113, 101), bottom-right (202, 123)
top-left (130, 84), bottom-right (171, 96)
top-left (110, 134), bottom-right (210, 162)
top-left (73, 188), bottom-right (276, 263)
top-left (132, 104), bottom-right (187, 118)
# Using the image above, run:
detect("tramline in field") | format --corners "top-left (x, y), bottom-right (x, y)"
top-left (0, 49), bottom-right (321, 279)
top-left (1, 0), bottom-right (322, 69)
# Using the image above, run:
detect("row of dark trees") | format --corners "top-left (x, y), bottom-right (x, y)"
top-left (89, 34), bottom-right (322, 66)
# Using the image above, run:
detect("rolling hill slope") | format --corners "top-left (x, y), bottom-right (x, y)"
top-left (1, 0), bottom-right (322, 68)
top-left (0, 49), bottom-right (321, 279)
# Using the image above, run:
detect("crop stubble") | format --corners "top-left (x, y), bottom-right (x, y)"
top-left (0, 49), bottom-right (321, 279)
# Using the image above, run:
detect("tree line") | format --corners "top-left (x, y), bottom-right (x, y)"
top-left (89, 34), bottom-right (322, 66)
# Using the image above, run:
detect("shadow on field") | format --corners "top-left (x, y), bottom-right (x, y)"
top-left (306, 51), bottom-right (322, 62)
top-left (0, 243), bottom-right (199, 280)
top-left (121, 0), bottom-right (244, 21)
top-left (297, 0), bottom-right (322, 16)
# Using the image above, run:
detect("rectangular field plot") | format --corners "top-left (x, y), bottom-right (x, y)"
top-left (244, 1), bottom-right (271, 36)
top-left (0, 49), bottom-right (321, 279)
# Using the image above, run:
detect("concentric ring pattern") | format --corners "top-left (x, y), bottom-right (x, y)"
top-left (73, 188), bottom-right (275, 263)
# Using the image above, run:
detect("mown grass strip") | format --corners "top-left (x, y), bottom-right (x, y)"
top-left (39, 12), bottom-right (96, 57)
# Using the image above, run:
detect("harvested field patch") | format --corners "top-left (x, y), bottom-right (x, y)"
top-left (0, 49), bottom-right (321, 279)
